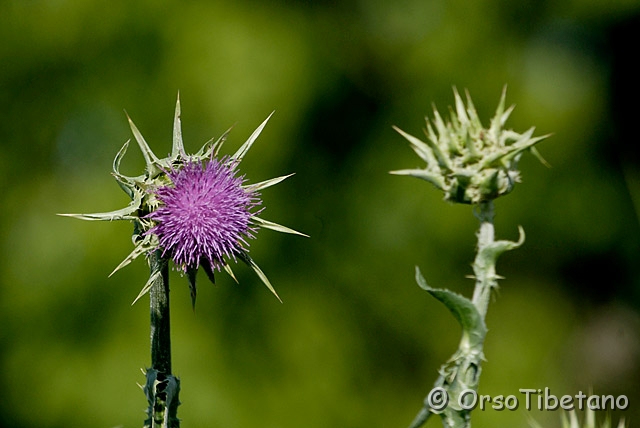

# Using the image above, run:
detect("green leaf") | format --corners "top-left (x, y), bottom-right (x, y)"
top-left (415, 266), bottom-right (487, 348)
top-left (478, 225), bottom-right (525, 267)
top-left (164, 374), bottom-right (181, 428)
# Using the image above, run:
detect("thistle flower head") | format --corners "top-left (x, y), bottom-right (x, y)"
top-left (147, 157), bottom-right (262, 273)
top-left (391, 87), bottom-right (549, 204)
top-left (61, 95), bottom-right (305, 305)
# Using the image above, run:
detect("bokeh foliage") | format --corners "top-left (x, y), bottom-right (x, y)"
top-left (1, 1), bottom-right (639, 427)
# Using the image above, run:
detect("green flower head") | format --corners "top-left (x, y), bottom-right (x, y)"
top-left (391, 87), bottom-right (549, 204)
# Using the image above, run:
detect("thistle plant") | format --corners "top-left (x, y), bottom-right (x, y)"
top-left (530, 408), bottom-right (627, 428)
top-left (391, 87), bottom-right (549, 428)
top-left (61, 95), bottom-right (304, 427)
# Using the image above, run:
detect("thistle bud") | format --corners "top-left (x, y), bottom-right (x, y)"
top-left (392, 87), bottom-right (549, 204)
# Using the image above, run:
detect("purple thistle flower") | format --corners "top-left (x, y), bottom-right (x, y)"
top-left (62, 100), bottom-right (305, 305)
top-left (147, 158), bottom-right (262, 272)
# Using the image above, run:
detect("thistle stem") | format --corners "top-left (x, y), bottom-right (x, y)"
top-left (150, 250), bottom-right (172, 373)
top-left (471, 201), bottom-right (495, 320)
top-left (409, 201), bottom-right (500, 428)
top-left (144, 250), bottom-right (181, 428)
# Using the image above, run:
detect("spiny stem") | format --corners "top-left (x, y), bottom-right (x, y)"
top-left (145, 250), bottom-right (181, 428)
top-left (150, 250), bottom-right (171, 373)
top-left (408, 407), bottom-right (431, 428)
top-left (471, 201), bottom-right (495, 320)
top-left (408, 202), bottom-right (499, 428)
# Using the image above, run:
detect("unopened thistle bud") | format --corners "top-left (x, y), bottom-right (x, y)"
top-left (391, 87), bottom-right (549, 204)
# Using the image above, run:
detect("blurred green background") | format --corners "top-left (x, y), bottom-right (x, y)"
top-left (1, 1), bottom-right (640, 427)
